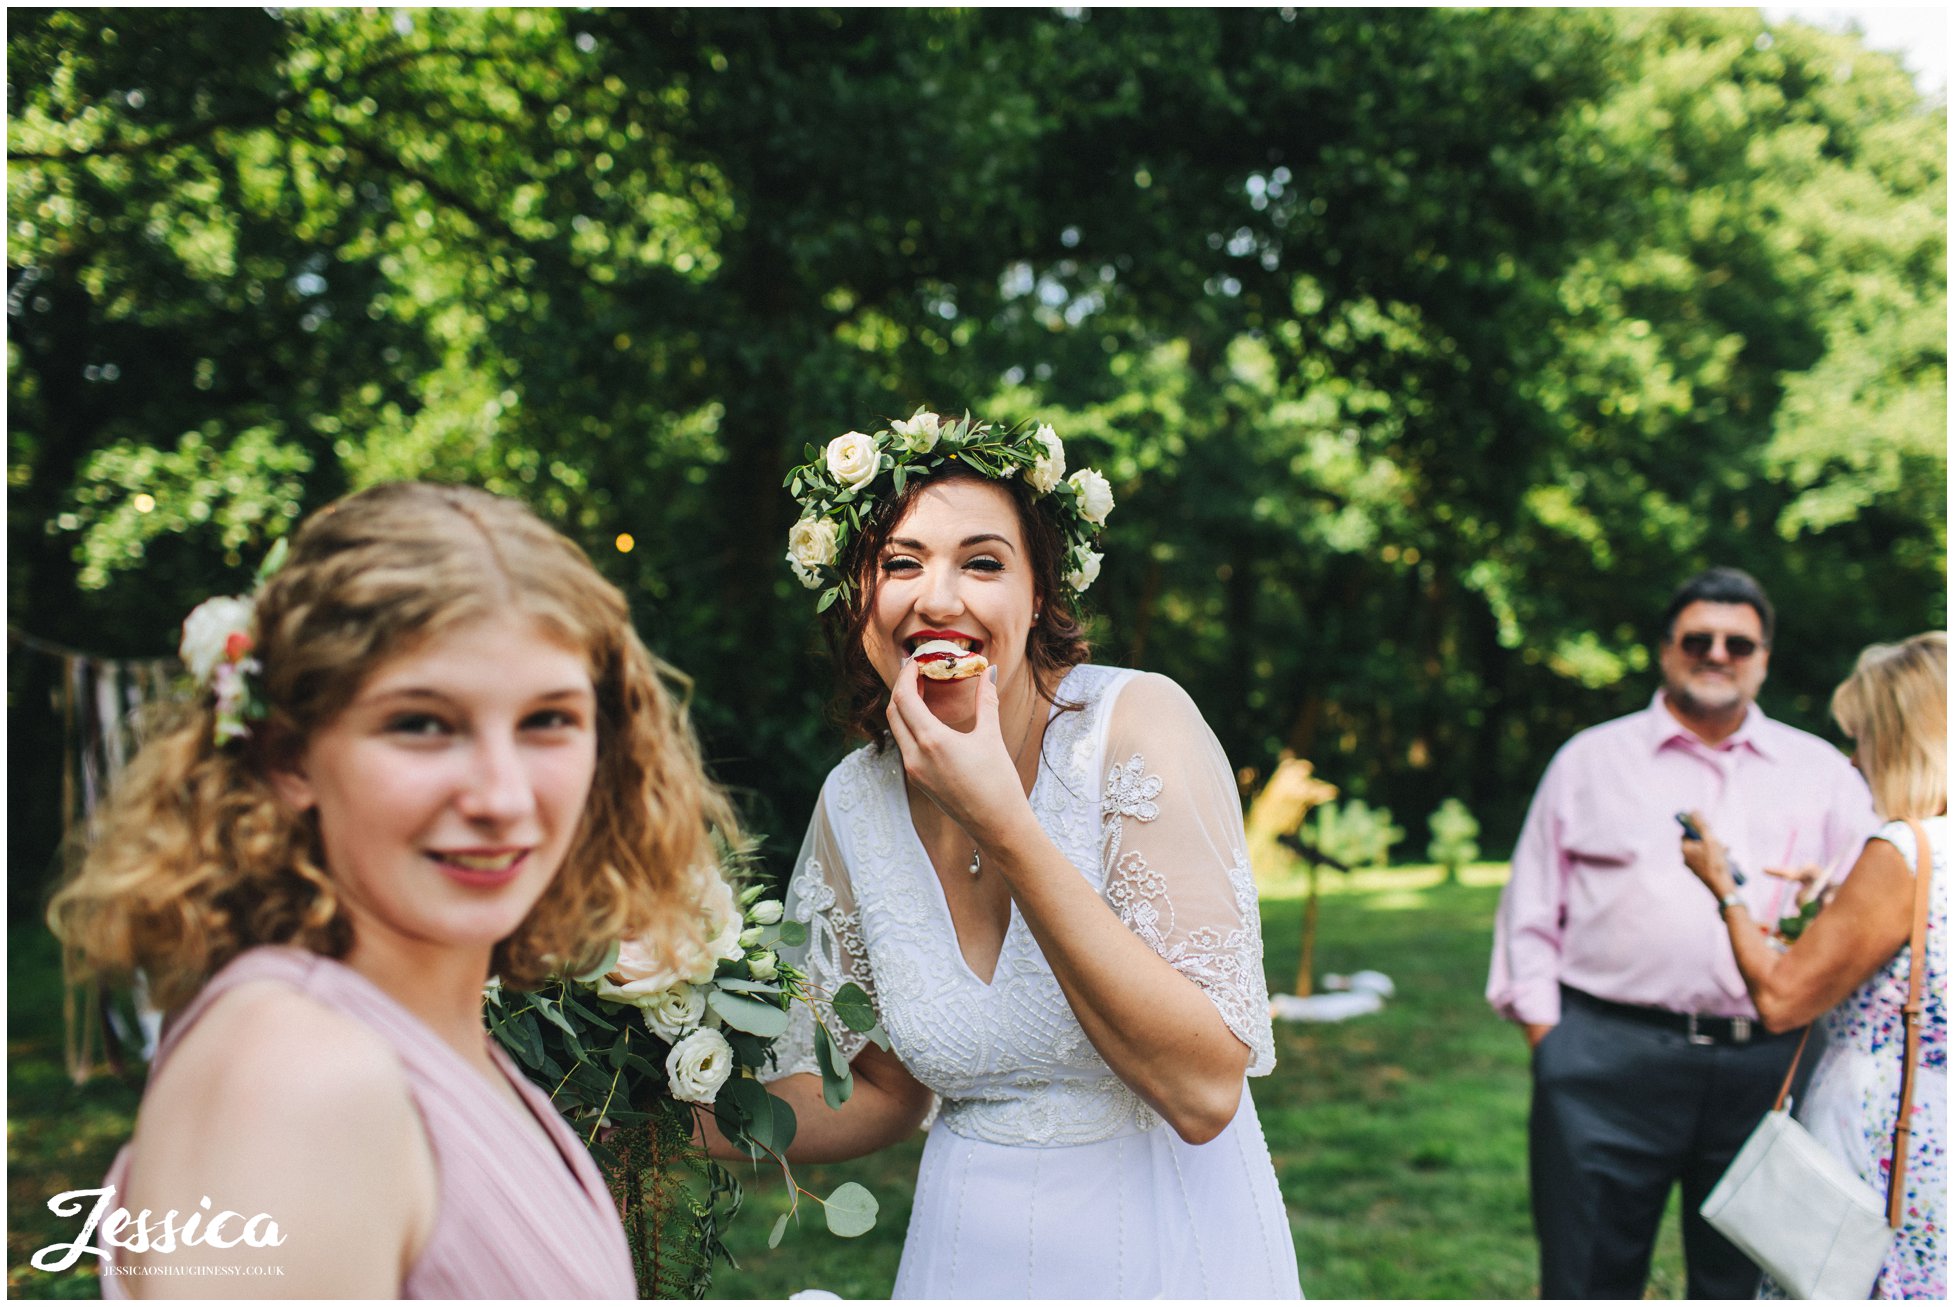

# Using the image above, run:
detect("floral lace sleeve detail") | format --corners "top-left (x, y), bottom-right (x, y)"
top-left (1099, 679), bottom-right (1278, 1077)
top-left (770, 813), bottom-right (876, 1080)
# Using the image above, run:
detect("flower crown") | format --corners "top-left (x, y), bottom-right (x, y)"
top-left (178, 537), bottom-right (288, 746)
top-left (782, 408), bottom-right (1112, 612)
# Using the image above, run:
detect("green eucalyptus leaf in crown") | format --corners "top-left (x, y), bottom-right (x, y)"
top-left (783, 408), bottom-right (1113, 609)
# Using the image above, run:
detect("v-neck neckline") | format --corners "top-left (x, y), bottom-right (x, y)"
top-left (895, 683), bottom-right (1070, 989)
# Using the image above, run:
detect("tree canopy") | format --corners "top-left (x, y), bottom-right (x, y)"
top-left (9, 8), bottom-right (1944, 907)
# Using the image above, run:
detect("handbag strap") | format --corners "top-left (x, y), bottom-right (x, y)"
top-left (1768, 1025), bottom-right (1813, 1113)
top-left (1886, 817), bottom-right (1933, 1228)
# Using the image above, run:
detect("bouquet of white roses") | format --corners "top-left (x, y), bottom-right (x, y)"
top-left (487, 844), bottom-right (885, 1297)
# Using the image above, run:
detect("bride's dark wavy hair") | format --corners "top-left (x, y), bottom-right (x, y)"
top-left (821, 461), bottom-right (1091, 746)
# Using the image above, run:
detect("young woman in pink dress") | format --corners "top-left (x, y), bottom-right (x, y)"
top-left (50, 482), bottom-right (734, 1298)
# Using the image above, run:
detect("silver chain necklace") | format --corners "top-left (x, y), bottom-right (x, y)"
top-left (967, 701), bottom-right (1041, 877)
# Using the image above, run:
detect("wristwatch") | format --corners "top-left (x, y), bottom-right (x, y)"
top-left (1717, 891), bottom-right (1745, 919)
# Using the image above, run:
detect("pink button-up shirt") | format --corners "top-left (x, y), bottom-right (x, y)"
top-left (1488, 693), bottom-right (1877, 1025)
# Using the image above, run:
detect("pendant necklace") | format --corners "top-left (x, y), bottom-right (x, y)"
top-left (967, 702), bottom-right (1041, 878)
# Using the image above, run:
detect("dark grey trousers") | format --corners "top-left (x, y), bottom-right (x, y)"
top-left (1528, 989), bottom-right (1803, 1299)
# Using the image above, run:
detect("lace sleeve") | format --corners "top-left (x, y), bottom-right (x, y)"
top-left (1100, 673), bottom-right (1276, 1076)
top-left (767, 788), bottom-right (876, 1081)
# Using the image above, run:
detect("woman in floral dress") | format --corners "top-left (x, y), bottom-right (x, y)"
top-left (758, 412), bottom-right (1301, 1297)
top-left (1684, 632), bottom-right (1945, 1298)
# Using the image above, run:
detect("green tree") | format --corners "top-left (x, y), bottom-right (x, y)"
top-left (9, 9), bottom-right (1943, 917)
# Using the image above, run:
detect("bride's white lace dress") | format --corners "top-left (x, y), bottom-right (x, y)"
top-left (774, 664), bottom-right (1302, 1298)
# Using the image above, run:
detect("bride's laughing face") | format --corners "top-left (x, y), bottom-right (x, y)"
top-left (863, 478), bottom-right (1039, 725)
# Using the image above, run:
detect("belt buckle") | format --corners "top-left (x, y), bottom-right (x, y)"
top-left (1686, 1013), bottom-right (1715, 1046)
top-left (1730, 1016), bottom-right (1752, 1043)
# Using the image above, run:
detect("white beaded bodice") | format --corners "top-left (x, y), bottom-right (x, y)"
top-left (776, 664), bottom-right (1276, 1148)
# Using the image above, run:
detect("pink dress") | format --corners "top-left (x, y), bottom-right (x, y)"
top-left (99, 946), bottom-right (636, 1299)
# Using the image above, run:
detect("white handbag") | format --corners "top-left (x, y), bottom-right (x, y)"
top-left (1700, 818), bottom-right (1932, 1299)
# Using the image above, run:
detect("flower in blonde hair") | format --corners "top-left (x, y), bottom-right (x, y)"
top-left (179, 595), bottom-right (255, 682)
top-left (180, 595), bottom-right (263, 744)
top-left (177, 538), bottom-right (289, 746)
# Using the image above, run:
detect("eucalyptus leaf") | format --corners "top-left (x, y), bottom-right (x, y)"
top-left (573, 939), bottom-right (621, 984)
top-left (823, 1181), bottom-right (878, 1237)
top-left (707, 989), bottom-right (790, 1038)
top-left (831, 981), bottom-right (878, 1033)
top-left (719, 1076), bottom-right (767, 1137)
top-left (814, 1021), bottom-right (854, 1110)
top-left (712, 975), bottom-right (783, 996)
top-left (723, 1028), bottom-right (771, 1068)
top-left (775, 919), bottom-right (809, 947)
top-left (532, 995), bottom-right (580, 1040)
top-left (767, 1212), bottom-right (790, 1249)
top-left (559, 990), bottom-right (617, 1032)
top-left (761, 1089), bottom-right (798, 1155)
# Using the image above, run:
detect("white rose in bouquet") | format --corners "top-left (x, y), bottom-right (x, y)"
top-left (1025, 424), bottom-right (1066, 494)
top-left (665, 1028), bottom-right (735, 1104)
top-left (891, 409), bottom-right (940, 453)
top-left (641, 981), bottom-right (708, 1040)
top-left (1066, 547), bottom-right (1103, 593)
top-left (179, 595), bottom-right (255, 682)
top-left (785, 515), bottom-right (840, 590)
top-left (1067, 468), bottom-right (1115, 526)
top-left (749, 899), bottom-right (784, 925)
top-left (825, 431), bottom-right (881, 491)
top-left (748, 950), bottom-right (779, 982)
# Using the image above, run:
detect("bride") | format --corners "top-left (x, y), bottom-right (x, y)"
top-left (759, 411), bottom-right (1301, 1297)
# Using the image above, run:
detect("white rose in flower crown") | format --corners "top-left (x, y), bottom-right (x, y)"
top-left (1067, 547), bottom-right (1103, 593)
top-left (1025, 424), bottom-right (1066, 494)
top-left (825, 431), bottom-right (881, 491)
top-left (1068, 468), bottom-right (1115, 526)
top-left (665, 1028), bottom-right (735, 1104)
top-left (641, 982), bottom-right (708, 1040)
top-left (786, 515), bottom-right (840, 590)
top-left (891, 409), bottom-right (940, 454)
top-left (179, 595), bottom-right (255, 683)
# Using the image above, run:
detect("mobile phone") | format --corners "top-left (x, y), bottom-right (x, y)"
top-left (1675, 812), bottom-right (1744, 884)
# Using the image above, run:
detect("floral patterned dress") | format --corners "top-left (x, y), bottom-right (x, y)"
top-left (1765, 816), bottom-right (1946, 1299)
top-left (774, 664), bottom-right (1300, 1298)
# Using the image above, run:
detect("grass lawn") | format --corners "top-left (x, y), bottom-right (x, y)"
top-left (703, 865), bottom-right (1689, 1299)
top-left (7, 865), bottom-right (1689, 1298)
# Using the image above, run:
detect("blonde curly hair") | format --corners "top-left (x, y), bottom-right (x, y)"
top-left (1830, 631), bottom-right (1947, 823)
top-left (48, 482), bottom-right (736, 1011)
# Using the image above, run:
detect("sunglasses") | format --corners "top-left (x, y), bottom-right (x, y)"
top-left (1676, 632), bottom-right (1760, 660)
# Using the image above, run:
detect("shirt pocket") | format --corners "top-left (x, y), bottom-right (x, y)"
top-left (1557, 780), bottom-right (1643, 869)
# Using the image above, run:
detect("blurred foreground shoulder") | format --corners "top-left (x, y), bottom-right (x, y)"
top-left (120, 979), bottom-right (435, 1296)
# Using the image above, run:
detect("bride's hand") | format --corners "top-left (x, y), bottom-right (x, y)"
top-left (884, 658), bottom-right (1028, 834)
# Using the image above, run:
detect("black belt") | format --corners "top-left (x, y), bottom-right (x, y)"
top-left (1561, 985), bottom-right (1793, 1047)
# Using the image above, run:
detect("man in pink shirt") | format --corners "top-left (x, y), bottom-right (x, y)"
top-left (1488, 567), bottom-right (1876, 1299)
